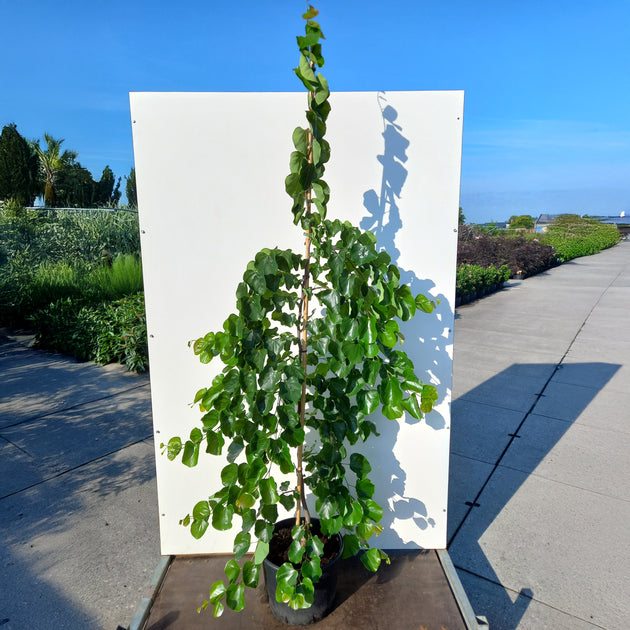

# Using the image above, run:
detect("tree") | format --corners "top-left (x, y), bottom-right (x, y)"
top-left (458, 206), bottom-right (466, 225)
top-left (0, 123), bottom-right (40, 206)
top-left (94, 165), bottom-right (115, 206)
top-left (56, 160), bottom-right (96, 207)
top-left (509, 214), bottom-right (535, 230)
top-left (125, 167), bottom-right (137, 208)
top-left (111, 177), bottom-right (121, 206)
top-left (34, 133), bottom-right (76, 206)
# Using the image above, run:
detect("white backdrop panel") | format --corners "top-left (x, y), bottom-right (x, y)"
top-left (130, 91), bottom-right (463, 554)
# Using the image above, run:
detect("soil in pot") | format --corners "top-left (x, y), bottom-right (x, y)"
top-left (263, 518), bottom-right (343, 626)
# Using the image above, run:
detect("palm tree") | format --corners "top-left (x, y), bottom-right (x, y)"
top-left (34, 133), bottom-right (76, 207)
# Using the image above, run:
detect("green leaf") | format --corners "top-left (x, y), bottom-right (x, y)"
top-left (182, 441), bottom-right (199, 468)
top-left (212, 505), bottom-right (234, 531)
top-left (192, 501), bottom-right (210, 520)
top-left (292, 126), bottom-right (309, 154)
top-left (364, 498), bottom-right (384, 522)
top-left (402, 394), bottom-right (422, 419)
top-left (191, 518), bottom-right (209, 539)
top-left (279, 376), bottom-right (303, 404)
top-left (320, 289), bottom-right (339, 312)
top-left (350, 453), bottom-right (372, 478)
top-left (289, 539), bottom-right (305, 564)
top-left (316, 496), bottom-right (337, 520)
top-left (235, 491), bottom-right (255, 510)
top-left (206, 431), bottom-right (225, 455)
top-left (261, 503), bottom-right (278, 523)
top-left (212, 601), bottom-right (224, 617)
top-left (320, 514), bottom-right (343, 536)
top-left (277, 562), bottom-right (298, 586)
top-left (221, 463), bottom-right (239, 487)
top-left (314, 73), bottom-right (330, 105)
top-left (254, 539), bottom-right (270, 565)
top-left (209, 579), bottom-right (226, 604)
top-left (378, 320), bottom-right (399, 348)
top-left (166, 437), bottom-right (182, 460)
top-left (380, 375), bottom-right (403, 411)
top-left (302, 5), bottom-right (319, 19)
top-left (415, 293), bottom-right (435, 313)
top-left (363, 359), bottom-right (380, 387)
top-left (342, 533), bottom-right (361, 559)
top-left (343, 501), bottom-right (364, 527)
top-left (357, 521), bottom-right (375, 540)
top-left (299, 53), bottom-right (317, 84)
top-left (302, 556), bottom-right (322, 581)
top-left (255, 519), bottom-right (275, 543)
top-left (279, 492), bottom-right (296, 510)
top-left (234, 531), bottom-right (251, 560)
top-left (357, 389), bottom-right (379, 415)
top-left (225, 558), bottom-right (240, 582)
top-left (243, 560), bottom-right (260, 588)
top-left (361, 548), bottom-right (382, 572)
top-left (227, 439), bottom-right (245, 463)
top-left (226, 583), bottom-right (245, 612)
top-left (260, 478), bottom-right (279, 505)
top-left (342, 340), bottom-right (364, 365)
top-left (357, 478), bottom-right (375, 499)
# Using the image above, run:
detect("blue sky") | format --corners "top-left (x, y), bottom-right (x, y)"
top-left (1, 0), bottom-right (628, 223)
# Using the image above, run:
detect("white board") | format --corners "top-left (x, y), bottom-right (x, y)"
top-left (130, 91), bottom-right (463, 554)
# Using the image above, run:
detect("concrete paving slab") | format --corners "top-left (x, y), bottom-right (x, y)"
top-left (566, 338), bottom-right (630, 364)
top-left (0, 441), bottom-right (159, 630)
top-left (450, 399), bottom-right (524, 464)
top-left (449, 467), bottom-right (630, 630)
top-left (0, 386), bottom-right (153, 491)
top-left (0, 435), bottom-right (45, 497)
top-left (452, 345), bottom-right (559, 384)
top-left (451, 326), bottom-right (572, 357)
top-left (447, 453), bottom-right (494, 543)
top-left (458, 571), bottom-right (602, 630)
top-left (455, 368), bottom-right (543, 413)
top-left (501, 413), bottom-right (630, 501)
top-left (550, 360), bottom-right (621, 390)
top-left (0, 335), bottom-right (149, 429)
top-left (534, 380), bottom-right (619, 423)
top-left (535, 383), bottom-right (630, 435)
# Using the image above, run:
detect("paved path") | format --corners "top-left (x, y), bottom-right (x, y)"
top-left (1, 240), bottom-right (628, 629)
top-left (0, 334), bottom-right (158, 630)
top-left (448, 240), bottom-right (630, 629)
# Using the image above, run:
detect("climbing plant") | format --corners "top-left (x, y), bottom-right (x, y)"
top-left (164, 5), bottom-right (439, 616)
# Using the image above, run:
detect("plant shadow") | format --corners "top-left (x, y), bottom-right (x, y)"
top-left (357, 93), bottom-right (453, 547)
top-left (447, 360), bottom-right (620, 629)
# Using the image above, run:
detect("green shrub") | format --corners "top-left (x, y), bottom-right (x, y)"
top-left (457, 224), bottom-right (558, 277)
top-left (456, 263), bottom-right (510, 298)
top-left (28, 261), bottom-right (91, 310)
top-left (29, 291), bottom-right (148, 372)
top-left (89, 253), bottom-right (143, 301)
top-left (93, 292), bottom-right (148, 373)
top-left (542, 215), bottom-right (619, 261)
top-left (29, 297), bottom-right (99, 360)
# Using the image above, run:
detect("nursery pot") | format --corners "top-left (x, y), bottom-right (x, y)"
top-left (263, 518), bottom-right (344, 626)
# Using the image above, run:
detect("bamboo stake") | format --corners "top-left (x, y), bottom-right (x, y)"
top-left (296, 70), bottom-right (316, 529)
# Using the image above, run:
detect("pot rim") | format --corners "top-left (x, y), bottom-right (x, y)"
top-left (262, 517), bottom-right (345, 571)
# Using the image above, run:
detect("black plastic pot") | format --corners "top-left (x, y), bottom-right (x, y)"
top-left (263, 518), bottom-right (343, 626)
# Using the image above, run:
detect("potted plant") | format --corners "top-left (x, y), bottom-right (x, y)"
top-left (163, 5), bottom-right (439, 624)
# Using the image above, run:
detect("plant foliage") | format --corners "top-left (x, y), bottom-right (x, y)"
top-left (457, 224), bottom-right (557, 278)
top-left (543, 214), bottom-right (619, 261)
top-left (165, 7), bottom-right (439, 616)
